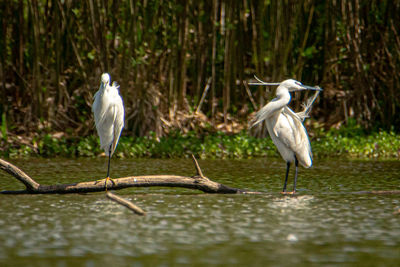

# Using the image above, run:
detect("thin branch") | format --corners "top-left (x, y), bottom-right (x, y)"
top-left (0, 159), bottom-right (39, 191)
top-left (243, 81), bottom-right (258, 110)
top-left (195, 77), bottom-right (212, 114)
top-left (248, 75), bottom-right (280, 86)
top-left (106, 192), bottom-right (146, 215)
top-left (191, 154), bottom-right (204, 177)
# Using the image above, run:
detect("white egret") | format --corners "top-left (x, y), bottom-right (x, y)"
top-left (92, 73), bottom-right (124, 189)
top-left (249, 77), bottom-right (322, 194)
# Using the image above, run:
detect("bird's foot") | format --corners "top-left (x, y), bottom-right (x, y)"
top-left (95, 177), bottom-right (115, 191)
top-left (104, 177), bottom-right (116, 191)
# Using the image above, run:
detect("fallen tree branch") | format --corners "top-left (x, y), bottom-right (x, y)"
top-left (106, 192), bottom-right (146, 215)
top-left (0, 158), bottom-right (40, 190)
top-left (0, 156), bottom-right (259, 195)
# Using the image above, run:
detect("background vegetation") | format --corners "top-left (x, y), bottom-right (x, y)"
top-left (0, 0), bottom-right (399, 158)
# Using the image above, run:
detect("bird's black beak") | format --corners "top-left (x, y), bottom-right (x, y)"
top-left (301, 85), bottom-right (323, 91)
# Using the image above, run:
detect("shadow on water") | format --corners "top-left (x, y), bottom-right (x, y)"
top-left (0, 158), bottom-right (399, 266)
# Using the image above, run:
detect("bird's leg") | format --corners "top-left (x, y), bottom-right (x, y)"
top-left (94, 146), bottom-right (116, 190)
top-left (282, 161), bottom-right (290, 193)
top-left (292, 156), bottom-right (299, 194)
top-left (106, 146), bottom-right (111, 178)
top-left (104, 145), bottom-right (115, 191)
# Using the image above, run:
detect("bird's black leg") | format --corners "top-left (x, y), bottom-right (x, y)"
top-left (106, 145), bottom-right (112, 178)
top-left (104, 145), bottom-right (113, 191)
top-left (282, 161), bottom-right (290, 192)
top-left (293, 156), bottom-right (299, 193)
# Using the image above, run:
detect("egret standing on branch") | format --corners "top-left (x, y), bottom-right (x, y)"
top-left (249, 77), bottom-right (322, 194)
top-left (92, 73), bottom-right (125, 189)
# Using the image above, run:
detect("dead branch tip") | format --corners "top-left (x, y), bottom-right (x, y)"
top-left (106, 192), bottom-right (146, 216)
top-left (191, 154), bottom-right (204, 177)
top-left (0, 158), bottom-right (39, 191)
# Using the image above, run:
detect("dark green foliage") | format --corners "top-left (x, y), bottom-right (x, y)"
top-left (313, 128), bottom-right (400, 158)
top-left (2, 130), bottom-right (399, 159)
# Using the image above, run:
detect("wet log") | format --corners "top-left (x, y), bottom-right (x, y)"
top-left (0, 155), bottom-right (258, 195)
top-left (106, 192), bottom-right (146, 215)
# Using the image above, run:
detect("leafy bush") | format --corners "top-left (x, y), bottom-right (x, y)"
top-left (1, 129), bottom-right (398, 159)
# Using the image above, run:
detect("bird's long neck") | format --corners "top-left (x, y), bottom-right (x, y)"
top-left (267, 90), bottom-right (291, 116)
top-left (251, 88), bottom-right (291, 127)
top-left (98, 83), bottom-right (108, 96)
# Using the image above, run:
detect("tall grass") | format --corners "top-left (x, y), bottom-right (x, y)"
top-left (0, 0), bottom-right (399, 138)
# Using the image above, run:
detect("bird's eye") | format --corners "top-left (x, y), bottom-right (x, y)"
top-left (295, 81), bottom-right (302, 86)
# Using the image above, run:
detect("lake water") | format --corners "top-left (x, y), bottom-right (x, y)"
top-left (0, 158), bottom-right (399, 266)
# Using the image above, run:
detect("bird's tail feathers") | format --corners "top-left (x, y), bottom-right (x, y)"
top-left (250, 104), bottom-right (270, 128)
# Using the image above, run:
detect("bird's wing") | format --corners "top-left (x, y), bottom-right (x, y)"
top-left (93, 89), bottom-right (112, 128)
top-left (92, 84), bottom-right (123, 155)
top-left (102, 83), bottom-right (124, 156)
top-left (276, 107), bottom-right (312, 166)
top-left (92, 90), bottom-right (100, 111)
top-left (283, 106), bottom-right (302, 122)
top-left (250, 98), bottom-right (278, 127)
top-left (110, 94), bottom-right (124, 156)
top-left (273, 111), bottom-right (297, 150)
top-left (92, 90), bottom-right (100, 115)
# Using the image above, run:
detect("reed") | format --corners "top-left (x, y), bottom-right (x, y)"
top-left (0, 0), bottom-right (399, 138)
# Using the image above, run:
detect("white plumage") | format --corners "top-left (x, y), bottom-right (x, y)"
top-left (266, 105), bottom-right (312, 168)
top-left (250, 78), bottom-right (322, 193)
top-left (92, 73), bottom-right (124, 156)
top-left (92, 73), bottom-right (124, 180)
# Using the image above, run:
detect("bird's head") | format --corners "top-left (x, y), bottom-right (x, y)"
top-left (280, 79), bottom-right (322, 93)
top-left (101, 73), bottom-right (111, 86)
top-left (248, 76), bottom-right (322, 100)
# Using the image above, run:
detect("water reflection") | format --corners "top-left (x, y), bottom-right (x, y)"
top-left (0, 158), bottom-right (399, 266)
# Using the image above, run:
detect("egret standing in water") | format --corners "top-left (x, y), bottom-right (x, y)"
top-left (92, 73), bottom-right (124, 189)
top-left (249, 77), bottom-right (322, 194)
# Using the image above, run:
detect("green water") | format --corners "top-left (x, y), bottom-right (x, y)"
top-left (0, 158), bottom-right (399, 266)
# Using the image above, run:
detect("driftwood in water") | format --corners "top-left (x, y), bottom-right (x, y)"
top-left (0, 155), bottom-right (257, 195)
top-left (1, 157), bottom-right (399, 196)
top-left (106, 192), bottom-right (146, 215)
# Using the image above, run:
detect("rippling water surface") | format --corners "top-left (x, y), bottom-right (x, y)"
top-left (0, 158), bottom-right (399, 266)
